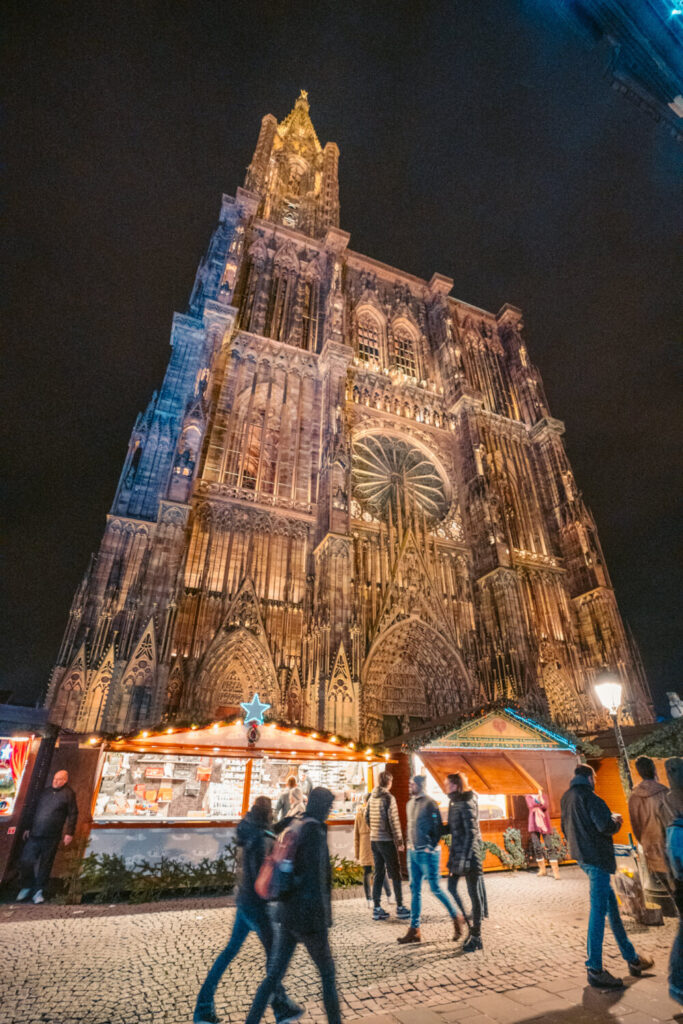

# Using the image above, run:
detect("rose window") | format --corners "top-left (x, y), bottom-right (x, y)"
top-left (352, 435), bottom-right (449, 524)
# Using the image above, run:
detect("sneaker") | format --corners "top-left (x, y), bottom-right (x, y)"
top-left (373, 906), bottom-right (390, 921)
top-left (274, 999), bottom-right (304, 1024)
top-left (15, 888), bottom-right (31, 902)
top-left (194, 1010), bottom-right (220, 1024)
top-left (396, 905), bottom-right (410, 919)
top-left (462, 933), bottom-right (483, 953)
top-left (587, 968), bottom-right (623, 989)
top-left (628, 955), bottom-right (654, 977)
top-left (32, 890), bottom-right (45, 905)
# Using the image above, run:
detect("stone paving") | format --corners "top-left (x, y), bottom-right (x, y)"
top-left (2, 867), bottom-right (680, 1024)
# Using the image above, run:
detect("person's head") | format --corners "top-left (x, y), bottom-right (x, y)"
top-left (378, 770), bottom-right (393, 790)
top-left (306, 786), bottom-right (334, 823)
top-left (664, 757), bottom-right (683, 792)
top-left (286, 776), bottom-right (297, 790)
top-left (446, 772), bottom-right (466, 795)
top-left (250, 796), bottom-right (273, 827)
top-left (409, 775), bottom-right (426, 797)
top-left (52, 770), bottom-right (69, 789)
top-left (635, 756), bottom-right (656, 781)
top-left (574, 763), bottom-right (596, 789)
top-left (289, 786), bottom-right (305, 813)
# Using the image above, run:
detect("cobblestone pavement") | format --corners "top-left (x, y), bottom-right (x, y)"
top-left (3, 867), bottom-right (680, 1024)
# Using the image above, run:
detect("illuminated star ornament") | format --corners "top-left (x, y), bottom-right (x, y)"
top-left (0, 743), bottom-right (12, 760)
top-left (240, 693), bottom-right (271, 726)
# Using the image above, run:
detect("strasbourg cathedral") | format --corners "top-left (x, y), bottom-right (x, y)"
top-left (48, 92), bottom-right (653, 742)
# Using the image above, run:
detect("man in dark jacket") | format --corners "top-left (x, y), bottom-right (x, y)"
top-left (245, 787), bottom-right (341, 1024)
top-left (17, 770), bottom-right (77, 904)
top-left (561, 763), bottom-right (653, 989)
top-left (194, 797), bottom-right (302, 1024)
top-left (398, 775), bottom-right (459, 945)
top-left (445, 772), bottom-right (485, 953)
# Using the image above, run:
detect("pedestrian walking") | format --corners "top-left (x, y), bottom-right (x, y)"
top-left (445, 772), bottom-right (485, 952)
top-left (657, 757), bottom-right (683, 1005)
top-left (397, 775), bottom-right (460, 944)
top-left (365, 771), bottom-right (410, 921)
top-left (353, 793), bottom-right (391, 908)
top-left (525, 790), bottom-right (559, 878)
top-left (194, 796), bottom-right (302, 1024)
top-left (244, 787), bottom-right (341, 1024)
top-left (560, 763), bottom-right (653, 989)
top-left (275, 777), bottom-right (297, 821)
top-left (628, 756), bottom-right (670, 885)
top-left (17, 769), bottom-right (77, 904)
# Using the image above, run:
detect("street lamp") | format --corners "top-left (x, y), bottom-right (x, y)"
top-left (595, 676), bottom-right (633, 791)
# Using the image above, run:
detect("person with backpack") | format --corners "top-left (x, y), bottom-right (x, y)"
top-left (560, 763), bottom-right (653, 990)
top-left (245, 787), bottom-right (341, 1024)
top-left (657, 757), bottom-right (683, 1005)
top-left (397, 775), bottom-right (460, 944)
top-left (193, 797), bottom-right (302, 1024)
top-left (365, 770), bottom-right (410, 921)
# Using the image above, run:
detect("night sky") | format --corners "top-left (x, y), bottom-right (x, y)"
top-left (3, 2), bottom-right (681, 712)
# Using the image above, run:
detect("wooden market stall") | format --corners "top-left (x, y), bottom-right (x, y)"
top-left (85, 718), bottom-right (392, 866)
top-left (388, 707), bottom-right (580, 871)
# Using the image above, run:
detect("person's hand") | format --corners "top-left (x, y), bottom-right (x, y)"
top-left (63, 835), bottom-right (73, 846)
top-left (22, 830), bottom-right (30, 840)
top-left (612, 814), bottom-right (623, 826)
top-left (397, 842), bottom-right (405, 852)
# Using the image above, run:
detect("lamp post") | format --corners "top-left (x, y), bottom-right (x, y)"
top-left (595, 677), bottom-right (633, 792)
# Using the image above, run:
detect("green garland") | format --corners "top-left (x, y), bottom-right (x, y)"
top-left (626, 718), bottom-right (683, 759)
top-left (503, 827), bottom-right (526, 868)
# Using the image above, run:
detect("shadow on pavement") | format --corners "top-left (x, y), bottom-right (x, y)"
top-left (518, 981), bottom-right (679, 1023)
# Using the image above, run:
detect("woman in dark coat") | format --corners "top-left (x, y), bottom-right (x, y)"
top-left (245, 787), bottom-right (341, 1024)
top-left (445, 772), bottom-right (487, 952)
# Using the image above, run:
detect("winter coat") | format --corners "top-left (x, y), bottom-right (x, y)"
top-left (365, 786), bottom-right (403, 845)
top-left (406, 793), bottom-right (442, 851)
top-left (30, 785), bottom-right (78, 839)
top-left (279, 787), bottom-right (333, 934)
top-left (275, 790), bottom-right (292, 821)
top-left (354, 805), bottom-right (373, 865)
top-left (560, 774), bottom-right (620, 873)
top-left (446, 790), bottom-right (482, 875)
top-left (525, 793), bottom-right (551, 835)
top-left (628, 779), bottom-right (669, 873)
top-left (234, 811), bottom-right (281, 909)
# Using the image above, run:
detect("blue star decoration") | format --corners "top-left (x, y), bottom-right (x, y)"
top-left (0, 743), bottom-right (12, 760)
top-left (240, 693), bottom-right (271, 726)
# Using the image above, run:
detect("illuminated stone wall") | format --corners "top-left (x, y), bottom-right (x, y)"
top-left (47, 92), bottom-right (653, 741)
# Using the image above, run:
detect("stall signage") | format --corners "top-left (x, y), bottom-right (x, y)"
top-left (0, 737), bottom-right (30, 817)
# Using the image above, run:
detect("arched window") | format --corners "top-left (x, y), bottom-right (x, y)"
top-left (392, 325), bottom-right (418, 377)
top-left (356, 314), bottom-right (382, 365)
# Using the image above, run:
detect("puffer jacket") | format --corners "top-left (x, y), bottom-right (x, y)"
top-left (406, 793), bottom-right (442, 851)
top-left (365, 786), bottom-right (403, 845)
top-left (446, 790), bottom-right (482, 875)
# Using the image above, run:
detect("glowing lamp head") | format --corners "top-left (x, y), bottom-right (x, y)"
top-left (595, 678), bottom-right (623, 715)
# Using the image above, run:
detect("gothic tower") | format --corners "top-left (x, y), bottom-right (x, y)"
top-left (48, 92), bottom-right (653, 741)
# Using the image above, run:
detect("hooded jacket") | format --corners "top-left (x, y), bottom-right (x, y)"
top-left (560, 774), bottom-right (620, 873)
top-left (279, 787), bottom-right (334, 934)
top-left (235, 811), bottom-right (275, 909)
top-left (446, 790), bottom-right (482, 875)
top-left (406, 792), bottom-right (442, 851)
top-left (628, 778), bottom-right (669, 873)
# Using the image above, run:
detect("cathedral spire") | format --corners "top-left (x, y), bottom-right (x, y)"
top-left (245, 92), bottom-right (339, 238)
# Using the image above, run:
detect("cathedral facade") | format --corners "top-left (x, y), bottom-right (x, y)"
top-left (48, 93), bottom-right (653, 742)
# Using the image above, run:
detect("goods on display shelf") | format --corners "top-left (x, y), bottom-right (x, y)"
top-left (249, 758), bottom-right (367, 818)
top-left (413, 754), bottom-right (508, 821)
top-left (94, 751), bottom-right (246, 821)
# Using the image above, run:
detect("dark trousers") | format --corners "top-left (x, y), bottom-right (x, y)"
top-left (371, 840), bottom-right (403, 907)
top-left (195, 904), bottom-right (290, 1019)
top-left (448, 867), bottom-right (483, 933)
top-left (530, 831), bottom-right (549, 860)
top-left (19, 835), bottom-right (60, 891)
top-left (245, 923), bottom-right (340, 1024)
top-left (362, 864), bottom-right (391, 901)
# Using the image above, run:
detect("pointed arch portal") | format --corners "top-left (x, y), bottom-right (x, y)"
top-left (363, 616), bottom-right (473, 741)
top-left (192, 627), bottom-right (280, 719)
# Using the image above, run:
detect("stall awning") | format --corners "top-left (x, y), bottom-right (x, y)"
top-left (419, 749), bottom-right (543, 795)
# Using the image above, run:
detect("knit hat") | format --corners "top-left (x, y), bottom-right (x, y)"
top-left (412, 775), bottom-right (427, 792)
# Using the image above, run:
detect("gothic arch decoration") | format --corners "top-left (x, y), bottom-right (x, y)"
top-left (192, 626), bottom-right (280, 719)
top-left (116, 619), bottom-right (158, 733)
top-left (285, 663), bottom-right (303, 724)
top-left (165, 661), bottom-right (184, 720)
top-left (362, 616), bottom-right (474, 742)
top-left (50, 643), bottom-right (87, 730)
top-left (76, 642), bottom-right (115, 734)
top-left (389, 315), bottom-right (420, 379)
top-left (326, 642), bottom-right (357, 737)
top-left (537, 640), bottom-right (587, 732)
top-left (354, 303), bottom-right (386, 368)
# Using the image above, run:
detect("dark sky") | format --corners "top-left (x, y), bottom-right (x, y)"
top-left (3, 1), bottom-right (681, 711)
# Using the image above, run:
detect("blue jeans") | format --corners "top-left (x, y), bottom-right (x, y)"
top-left (408, 848), bottom-right (457, 929)
top-left (581, 864), bottom-right (637, 971)
top-left (195, 904), bottom-right (291, 1021)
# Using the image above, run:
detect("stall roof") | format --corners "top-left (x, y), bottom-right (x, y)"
top-left (420, 709), bottom-right (577, 753)
top-left (105, 720), bottom-right (390, 762)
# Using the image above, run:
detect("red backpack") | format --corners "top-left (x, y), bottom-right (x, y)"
top-left (254, 818), bottom-right (309, 901)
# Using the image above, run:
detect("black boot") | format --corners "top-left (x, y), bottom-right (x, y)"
top-left (462, 931), bottom-right (483, 953)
